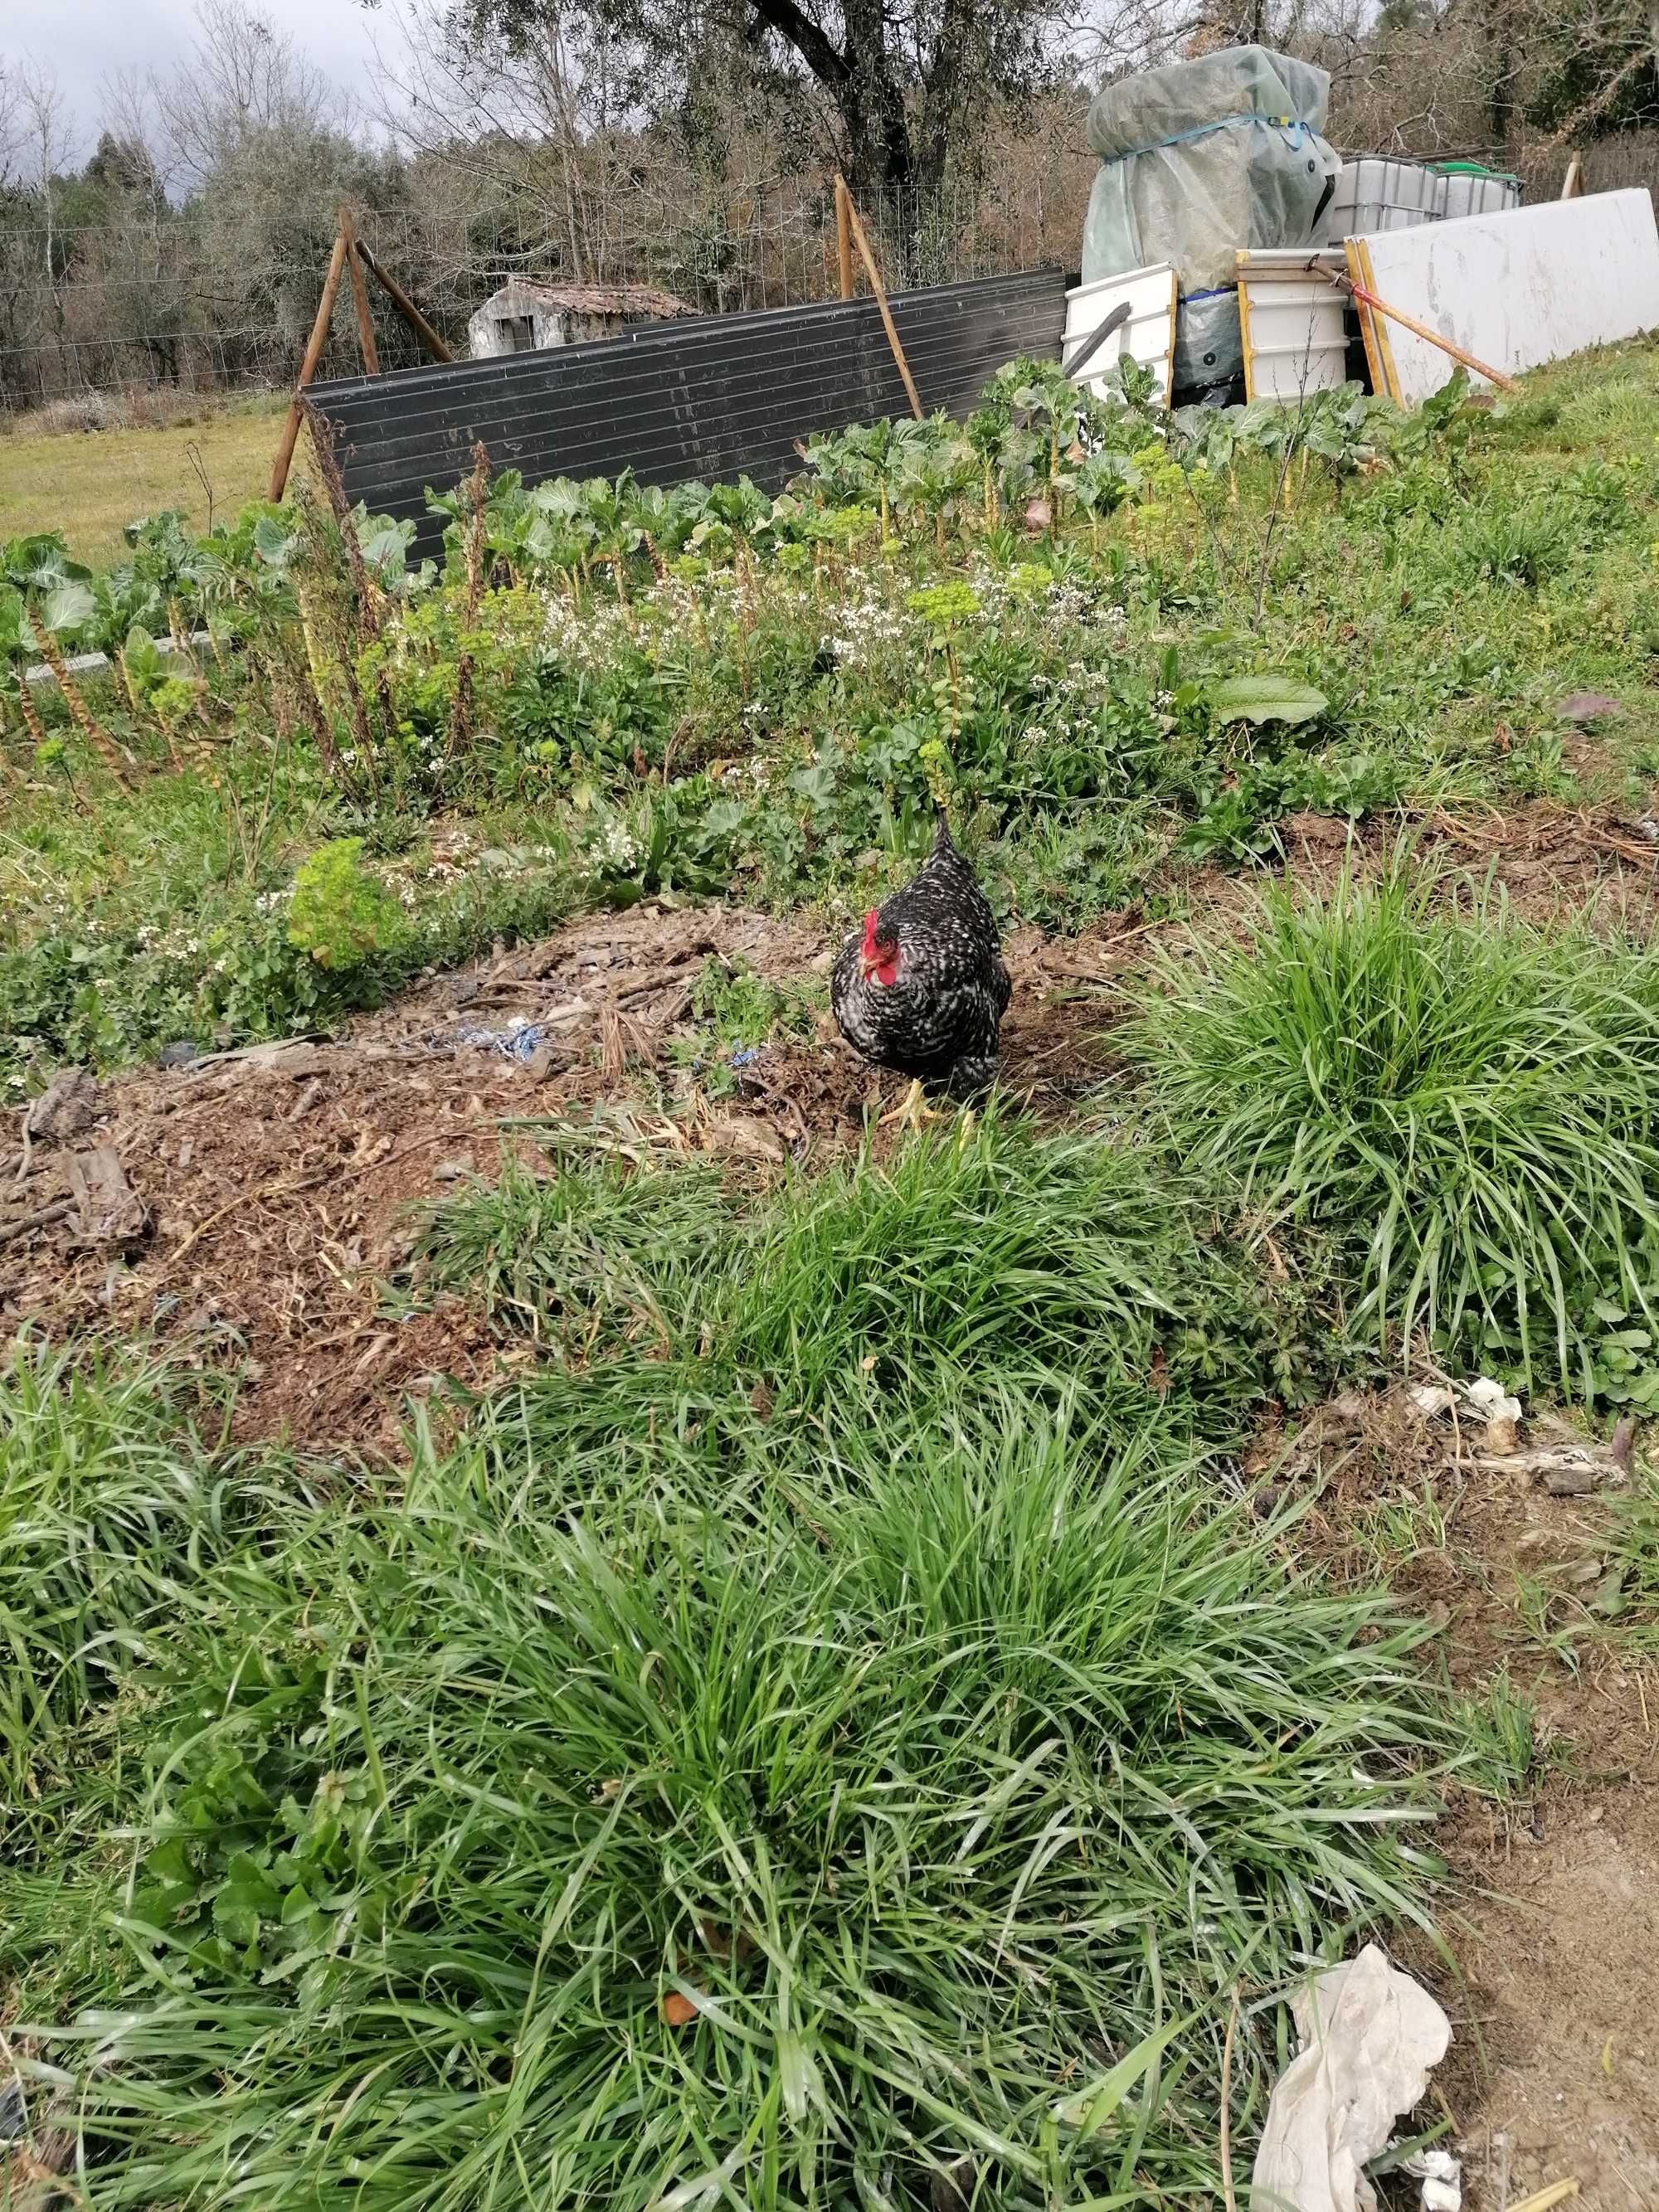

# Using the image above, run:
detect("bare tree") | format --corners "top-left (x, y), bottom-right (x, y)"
top-left (0, 61), bottom-right (23, 190)
top-left (14, 62), bottom-right (76, 292)
top-left (367, 0), bottom-right (631, 280)
top-left (149, 0), bottom-right (350, 189)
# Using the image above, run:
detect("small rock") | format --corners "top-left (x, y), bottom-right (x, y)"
top-left (708, 1114), bottom-right (786, 1163)
top-left (1554, 691), bottom-right (1623, 724)
top-left (158, 1041), bottom-right (200, 1069)
top-left (24, 1067), bottom-right (99, 1145)
top-left (1541, 1461), bottom-right (1601, 1496)
top-left (523, 1044), bottom-right (559, 1082)
top-left (1610, 1414), bottom-right (1636, 1471)
top-left (930, 2158), bottom-right (978, 2212)
top-left (1406, 1383), bottom-right (1456, 1419)
top-left (1590, 1564), bottom-right (1630, 1617)
top-left (433, 1157), bottom-right (474, 1184)
top-left (1326, 1388), bottom-right (1372, 1428)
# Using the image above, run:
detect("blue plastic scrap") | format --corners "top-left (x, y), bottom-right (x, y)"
top-left (445, 1022), bottom-right (550, 1063)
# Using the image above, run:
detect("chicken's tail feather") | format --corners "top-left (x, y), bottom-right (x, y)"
top-left (932, 800), bottom-right (953, 854)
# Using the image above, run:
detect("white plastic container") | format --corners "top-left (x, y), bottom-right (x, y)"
top-left (1236, 249), bottom-right (1350, 400)
top-left (1432, 167), bottom-right (1521, 220)
top-left (1063, 265), bottom-right (1179, 404)
top-left (1326, 157), bottom-right (1439, 240)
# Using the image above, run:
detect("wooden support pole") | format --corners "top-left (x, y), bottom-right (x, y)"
top-left (834, 173), bottom-right (854, 300)
top-left (836, 177), bottom-right (922, 421)
top-left (1561, 151), bottom-right (1584, 198)
top-left (270, 226), bottom-right (348, 502)
top-left (341, 207), bottom-right (381, 375)
top-left (1334, 270), bottom-right (1518, 393)
top-left (357, 241), bottom-right (455, 364)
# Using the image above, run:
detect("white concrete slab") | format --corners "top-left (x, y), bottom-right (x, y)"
top-left (1353, 188), bottom-right (1659, 404)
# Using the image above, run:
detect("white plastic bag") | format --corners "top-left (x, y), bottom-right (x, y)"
top-left (1250, 1944), bottom-right (1452, 2212)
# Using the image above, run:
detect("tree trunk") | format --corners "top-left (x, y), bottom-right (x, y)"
top-left (745, 0), bottom-right (917, 208)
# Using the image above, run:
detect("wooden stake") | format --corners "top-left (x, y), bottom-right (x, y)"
top-left (1507, 2183), bottom-right (1579, 2212)
top-left (1561, 152), bottom-right (1584, 198)
top-left (357, 241), bottom-right (455, 364)
top-left (836, 177), bottom-right (922, 420)
top-left (340, 207), bottom-right (380, 375)
top-left (270, 226), bottom-right (348, 502)
top-left (1332, 270), bottom-right (1518, 392)
top-left (834, 173), bottom-right (854, 300)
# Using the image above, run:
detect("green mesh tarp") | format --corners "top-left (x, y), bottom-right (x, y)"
top-left (1082, 45), bottom-right (1338, 392)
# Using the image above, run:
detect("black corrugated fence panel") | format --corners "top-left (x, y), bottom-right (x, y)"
top-left (310, 268), bottom-right (1066, 559)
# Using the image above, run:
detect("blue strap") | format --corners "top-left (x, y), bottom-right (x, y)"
top-left (1102, 114), bottom-right (1308, 166)
top-left (1180, 285), bottom-right (1238, 305)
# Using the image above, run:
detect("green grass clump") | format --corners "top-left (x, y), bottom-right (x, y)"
top-left (421, 1112), bottom-right (1344, 1440)
top-left (0, 1345), bottom-right (241, 1816)
top-left (1610, 1469), bottom-right (1659, 1648)
top-left (1127, 862), bottom-right (1659, 1396)
top-left (10, 1377), bottom-right (1452, 2210)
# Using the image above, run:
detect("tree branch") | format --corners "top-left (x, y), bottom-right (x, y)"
top-left (745, 0), bottom-right (850, 94)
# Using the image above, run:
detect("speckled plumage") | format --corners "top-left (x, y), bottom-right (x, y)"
top-left (831, 808), bottom-right (1011, 1094)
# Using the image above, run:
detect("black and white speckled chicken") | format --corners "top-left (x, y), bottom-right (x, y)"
top-left (831, 806), bottom-right (1011, 1121)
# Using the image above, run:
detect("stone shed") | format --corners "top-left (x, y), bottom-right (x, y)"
top-left (466, 280), bottom-right (694, 358)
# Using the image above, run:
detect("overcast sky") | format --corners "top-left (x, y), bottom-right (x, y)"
top-left (5, 1), bottom-right (387, 159)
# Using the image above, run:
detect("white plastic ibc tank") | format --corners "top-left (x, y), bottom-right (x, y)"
top-left (1327, 155), bottom-right (1440, 239)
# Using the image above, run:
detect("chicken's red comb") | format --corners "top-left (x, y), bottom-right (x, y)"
top-left (861, 907), bottom-right (880, 944)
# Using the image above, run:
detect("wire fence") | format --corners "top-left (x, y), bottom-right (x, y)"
top-left (7, 122), bottom-right (1650, 419)
top-left (0, 166), bottom-right (1094, 416)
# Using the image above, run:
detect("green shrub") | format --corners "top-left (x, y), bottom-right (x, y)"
top-left (286, 837), bottom-right (409, 971)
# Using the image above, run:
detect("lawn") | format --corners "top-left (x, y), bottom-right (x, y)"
top-left (2, 343), bottom-right (1659, 2209)
top-left (0, 392), bottom-right (285, 569)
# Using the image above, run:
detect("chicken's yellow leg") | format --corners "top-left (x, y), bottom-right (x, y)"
top-left (880, 1078), bottom-right (941, 1133)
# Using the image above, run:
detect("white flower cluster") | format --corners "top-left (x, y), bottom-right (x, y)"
top-left (821, 576), bottom-right (912, 668)
top-left (591, 821), bottom-right (642, 870)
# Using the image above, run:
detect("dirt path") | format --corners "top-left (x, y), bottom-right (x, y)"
top-left (1282, 1391), bottom-right (1659, 2210)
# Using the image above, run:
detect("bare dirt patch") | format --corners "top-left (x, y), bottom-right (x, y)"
top-left (0, 900), bottom-right (1131, 1451)
top-left (1274, 1387), bottom-right (1659, 2211)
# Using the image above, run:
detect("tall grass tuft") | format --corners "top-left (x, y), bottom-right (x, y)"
top-left (1127, 863), bottom-right (1659, 1393)
top-left (1610, 1468), bottom-right (1659, 1650)
top-left (424, 1111), bottom-right (1335, 1447)
top-left (27, 1388), bottom-right (1452, 2210)
top-left (0, 1345), bottom-right (245, 1823)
